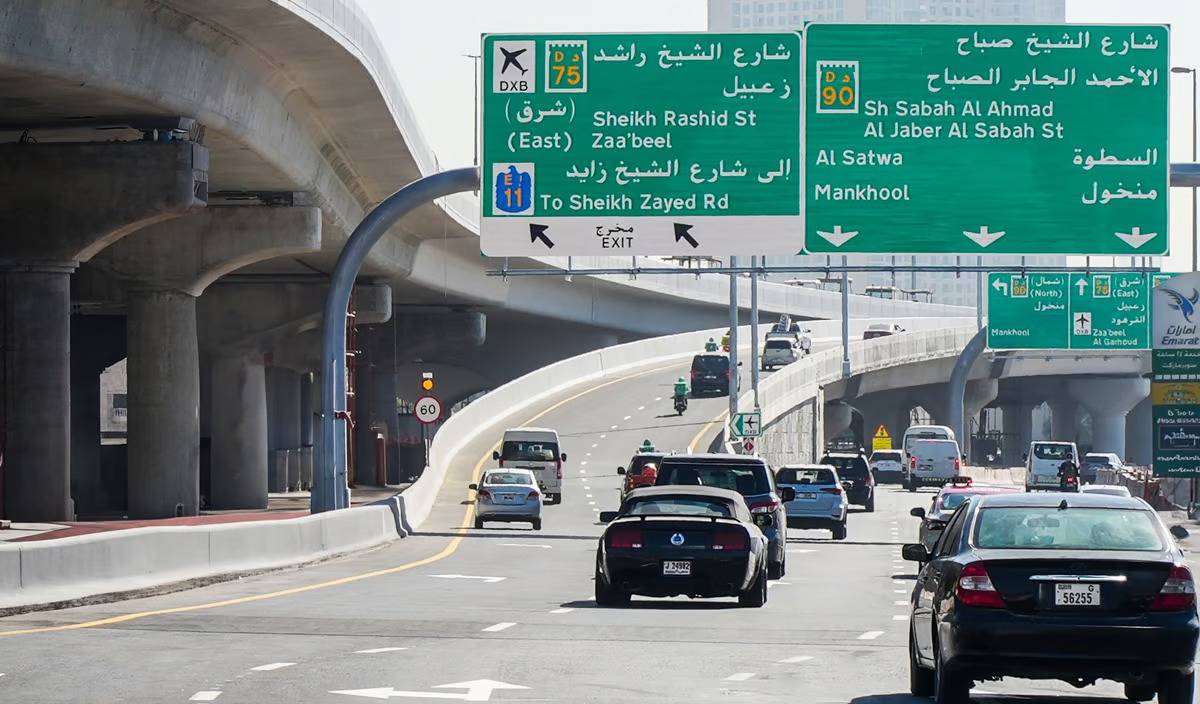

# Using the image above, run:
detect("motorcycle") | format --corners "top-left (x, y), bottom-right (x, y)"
top-left (673, 394), bottom-right (688, 415)
top-left (1059, 474), bottom-right (1080, 492)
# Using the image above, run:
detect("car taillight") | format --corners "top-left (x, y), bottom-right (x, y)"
top-left (556, 460), bottom-right (563, 480)
top-left (820, 486), bottom-right (843, 495)
top-left (748, 497), bottom-right (781, 514)
top-left (1152, 565), bottom-right (1196, 611)
top-left (497, 459), bottom-right (504, 468)
top-left (725, 369), bottom-right (732, 380)
top-left (527, 490), bottom-right (541, 501)
top-left (910, 456), bottom-right (918, 469)
top-left (691, 370), bottom-right (699, 378)
top-left (954, 456), bottom-right (961, 471)
top-left (956, 562), bottom-right (1005, 608)
top-left (477, 489), bottom-right (493, 503)
top-left (609, 526), bottom-right (643, 549)
top-left (713, 527), bottom-right (749, 551)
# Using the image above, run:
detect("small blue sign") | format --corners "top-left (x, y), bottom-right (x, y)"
top-left (493, 163), bottom-right (534, 215)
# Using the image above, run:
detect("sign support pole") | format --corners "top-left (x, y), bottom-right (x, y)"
top-left (976, 256), bottom-right (983, 330)
top-left (841, 255), bottom-right (850, 378)
top-left (750, 255), bottom-right (760, 410)
top-left (729, 256), bottom-right (739, 431)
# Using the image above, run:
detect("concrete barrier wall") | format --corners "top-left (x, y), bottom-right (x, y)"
top-left (409, 317), bottom-right (975, 529)
top-left (0, 503), bottom-right (403, 611)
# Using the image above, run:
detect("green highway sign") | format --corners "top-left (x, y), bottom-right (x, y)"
top-left (987, 270), bottom-right (1151, 350)
top-left (480, 33), bottom-right (802, 256)
top-left (730, 411), bottom-right (762, 438)
top-left (804, 24), bottom-right (1169, 255)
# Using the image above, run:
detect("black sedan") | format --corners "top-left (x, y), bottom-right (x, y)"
top-left (903, 492), bottom-right (1198, 704)
top-left (595, 486), bottom-right (769, 608)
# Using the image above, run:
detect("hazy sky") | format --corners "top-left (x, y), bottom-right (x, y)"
top-left (356, 0), bottom-right (1200, 272)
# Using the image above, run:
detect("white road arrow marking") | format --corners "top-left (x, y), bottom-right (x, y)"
top-left (497, 543), bottom-right (551, 549)
top-left (963, 225), bottom-right (1005, 248)
top-left (1074, 277), bottom-right (1089, 296)
top-left (1115, 226), bottom-right (1158, 249)
top-left (331, 679), bottom-right (529, 702)
top-left (815, 224), bottom-right (859, 247)
top-left (428, 574), bottom-right (506, 584)
top-left (991, 278), bottom-right (1008, 296)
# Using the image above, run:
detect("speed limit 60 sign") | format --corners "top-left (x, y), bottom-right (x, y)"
top-left (414, 395), bottom-right (443, 425)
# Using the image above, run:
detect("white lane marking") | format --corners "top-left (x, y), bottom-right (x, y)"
top-left (586, 494), bottom-right (593, 498)
top-left (610, 425), bottom-right (618, 430)
top-left (893, 614), bottom-right (910, 621)
top-left (355, 647), bottom-right (408, 654)
top-left (788, 549), bottom-right (816, 554)
top-left (623, 415), bottom-right (632, 420)
top-left (482, 622), bottom-right (517, 632)
top-left (250, 663), bottom-right (295, 672)
top-left (857, 631), bottom-right (885, 640)
top-left (549, 608), bottom-right (574, 614)
top-left (637, 406), bottom-right (645, 411)
top-left (189, 693), bottom-right (222, 702)
top-left (430, 574), bottom-right (506, 583)
top-left (894, 589), bottom-right (907, 594)
top-left (591, 443), bottom-right (599, 448)
top-left (724, 673), bottom-right (756, 682)
top-left (588, 501), bottom-right (596, 505)
top-left (767, 581), bottom-right (791, 588)
top-left (498, 543), bottom-right (551, 549)
top-left (779, 656), bottom-right (814, 664)
top-left (600, 434), bottom-right (607, 439)
top-left (655, 396), bottom-right (663, 402)
top-left (585, 452), bottom-right (591, 457)
top-left (580, 461), bottom-right (588, 466)
top-left (894, 600), bottom-right (908, 606)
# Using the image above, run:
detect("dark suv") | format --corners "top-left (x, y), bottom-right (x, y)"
top-left (656, 454), bottom-right (793, 579)
top-left (819, 451), bottom-right (875, 512)
top-left (690, 354), bottom-right (730, 396)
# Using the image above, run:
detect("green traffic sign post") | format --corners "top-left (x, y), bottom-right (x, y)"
top-left (730, 411), bottom-right (762, 438)
top-left (987, 270), bottom-right (1153, 350)
top-left (480, 33), bottom-right (802, 256)
top-left (804, 24), bottom-right (1168, 255)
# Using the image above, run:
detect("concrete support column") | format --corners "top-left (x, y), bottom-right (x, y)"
top-left (267, 366), bottom-right (302, 490)
top-left (1000, 404), bottom-right (1034, 465)
top-left (1126, 396), bottom-right (1152, 466)
top-left (824, 402), bottom-right (854, 442)
top-left (1048, 399), bottom-right (1079, 444)
top-left (2, 267), bottom-right (74, 521)
top-left (300, 373), bottom-right (315, 448)
top-left (209, 354), bottom-right (268, 509)
top-left (127, 290), bottom-right (199, 518)
top-left (1068, 377), bottom-right (1149, 461)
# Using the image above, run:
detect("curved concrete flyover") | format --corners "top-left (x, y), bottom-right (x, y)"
top-left (0, 0), bottom-right (971, 334)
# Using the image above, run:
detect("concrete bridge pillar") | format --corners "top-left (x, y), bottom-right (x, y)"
top-left (1126, 396), bottom-right (1152, 466)
top-left (1048, 398), bottom-right (1079, 444)
top-left (824, 402), bottom-right (855, 444)
top-left (267, 366), bottom-right (302, 491)
top-left (1000, 403), bottom-right (1035, 465)
top-left (209, 354), bottom-right (269, 510)
top-left (99, 206), bottom-right (320, 517)
top-left (1068, 377), bottom-right (1149, 461)
top-left (0, 141), bottom-right (207, 521)
top-left (962, 380), bottom-right (999, 461)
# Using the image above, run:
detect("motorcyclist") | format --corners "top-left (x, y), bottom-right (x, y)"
top-left (639, 438), bottom-right (656, 454)
top-left (1057, 454), bottom-right (1080, 491)
top-left (674, 376), bottom-right (689, 400)
top-left (721, 330), bottom-right (731, 352)
top-left (704, 337), bottom-right (719, 352)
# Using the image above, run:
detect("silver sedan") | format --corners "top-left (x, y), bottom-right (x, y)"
top-left (471, 469), bottom-right (543, 530)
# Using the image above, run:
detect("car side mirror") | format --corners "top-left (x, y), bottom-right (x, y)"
top-left (778, 487), bottom-right (796, 502)
top-left (492, 450), bottom-right (500, 461)
top-left (598, 511), bottom-right (618, 523)
top-left (468, 483), bottom-right (478, 491)
top-left (1022, 452), bottom-right (1029, 462)
top-left (617, 467), bottom-right (626, 475)
top-left (910, 507), bottom-right (926, 519)
top-left (902, 543), bottom-right (930, 562)
top-left (561, 453), bottom-right (568, 462)
top-left (1171, 525), bottom-right (1190, 540)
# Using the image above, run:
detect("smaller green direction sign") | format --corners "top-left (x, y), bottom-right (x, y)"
top-left (730, 411), bottom-right (762, 438)
top-left (987, 270), bottom-right (1151, 350)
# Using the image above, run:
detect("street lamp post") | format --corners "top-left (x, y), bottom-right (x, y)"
top-left (1172, 66), bottom-right (1197, 273)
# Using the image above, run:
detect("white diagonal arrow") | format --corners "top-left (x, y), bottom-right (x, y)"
top-left (331, 680), bottom-right (529, 702)
top-left (428, 574), bottom-right (506, 583)
top-left (964, 226), bottom-right (1005, 248)
top-left (991, 278), bottom-right (1008, 295)
top-left (815, 224), bottom-right (858, 247)
top-left (1115, 226), bottom-right (1158, 249)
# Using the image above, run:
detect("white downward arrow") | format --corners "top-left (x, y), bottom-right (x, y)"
top-left (964, 226), bottom-right (1005, 247)
top-left (428, 574), bottom-right (506, 583)
top-left (991, 278), bottom-right (1008, 295)
top-left (815, 224), bottom-right (858, 247)
top-left (1115, 226), bottom-right (1158, 249)
top-left (331, 680), bottom-right (529, 702)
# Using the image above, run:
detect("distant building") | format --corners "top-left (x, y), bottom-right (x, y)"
top-left (708, 0), bottom-right (1067, 307)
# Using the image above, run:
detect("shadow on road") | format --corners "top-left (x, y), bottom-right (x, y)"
top-left (560, 598), bottom-right (739, 610)
top-left (891, 573), bottom-right (919, 580)
top-left (851, 695), bottom-right (1129, 704)
top-left (418, 530), bottom-right (597, 542)
top-left (787, 537), bottom-right (905, 546)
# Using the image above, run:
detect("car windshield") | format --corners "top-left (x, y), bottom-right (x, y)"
top-left (777, 468), bottom-right (836, 485)
top-left (975, 507), bottom-right (1164, 551)
top-left (501, 440), bottom-right (559, 462)
top-left (628, 455), bottom-right (662, 475)
top-left (938, 493), bottom-right (972, 511)
top-left (657, 462), bottom-right (770, 495)
top-left (1083, 454), bottom-right (1114, 465)
top-left (624, 497), bottom-right (732, 517)
top-left (483, 472), bottom-right (533, 486)
top-left (1033, 444), bottom-right (1073, 460)
top-left (691, 356), bottom-right (729, 373)
top-left (764, 339), bottom-right (792, 350)
top-left (819, 455), bottom-right (869, 479)
top-left (872, 451), bottom-right (902, 462)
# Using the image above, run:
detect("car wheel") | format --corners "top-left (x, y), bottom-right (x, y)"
top-left (865, 493), bottom-right (875, 512)
top-left (909, 629), bottom-right (934, 697)
top-left (548, 493), bottom-right (561, 505)
top-left (1123, 682), bottom-right (1155, 701)
top-left (473, 516), bottom-right (484, 529)
top-left (768, 558), bottom-right (785, 580)
top-left (906, 480), bottom-right (917, 493)
top-left (531, 518), bottom-right (542, 531)
top-left (594, 571), bottom-right (628, 607)
top-left (933, 636), bottom-right (970, 704)
top-left (1157, 671), bottom-right (1195, 704)
top-left (832, 523), bottom-right (848, 540)
top-left (738, 564), bottom-right (768, 608)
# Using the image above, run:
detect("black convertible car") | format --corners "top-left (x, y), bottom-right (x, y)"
top-left (595, 486), bottom-right (771, 608)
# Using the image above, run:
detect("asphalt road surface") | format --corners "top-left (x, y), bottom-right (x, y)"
top-left (0, 351), bottom-right (1162, 703)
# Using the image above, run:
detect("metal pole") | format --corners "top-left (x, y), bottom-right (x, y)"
top-left (948, 328), bottom-right (988, 446)
top-left (841, 255), bottom-right (851, 377)
top-left (976, 255), bottom-right (983, 330)
top-left (910, 255), bottom-right (917, 291)
top-left (728, 256), bottom-right (740, 425)
top-left (465, 54), bottom-right (481, 167)
top-left (316, 167), bottom-right (479, 513)
top-left (750, 255), bottom-right (760, 409)
top-left (1192, 70), bottom-right (1197, 273)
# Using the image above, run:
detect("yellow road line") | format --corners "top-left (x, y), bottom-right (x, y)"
top-left (688, 407), bottom-right (730, 453)
top-left (0, 361), bottom-right (681, 637)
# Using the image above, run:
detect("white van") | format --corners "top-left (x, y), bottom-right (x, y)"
top-left (1025, 441), bottom-right (1078, 491)
top-left (494, 428), bottom-right (566, 504)
top-left (902, 425), bottom-right (955, 464)
top-left (905, 438), bottom-right (963, 490)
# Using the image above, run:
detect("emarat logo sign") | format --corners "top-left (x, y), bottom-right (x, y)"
top-left (1153, 274), bottom-right (1200, 348)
